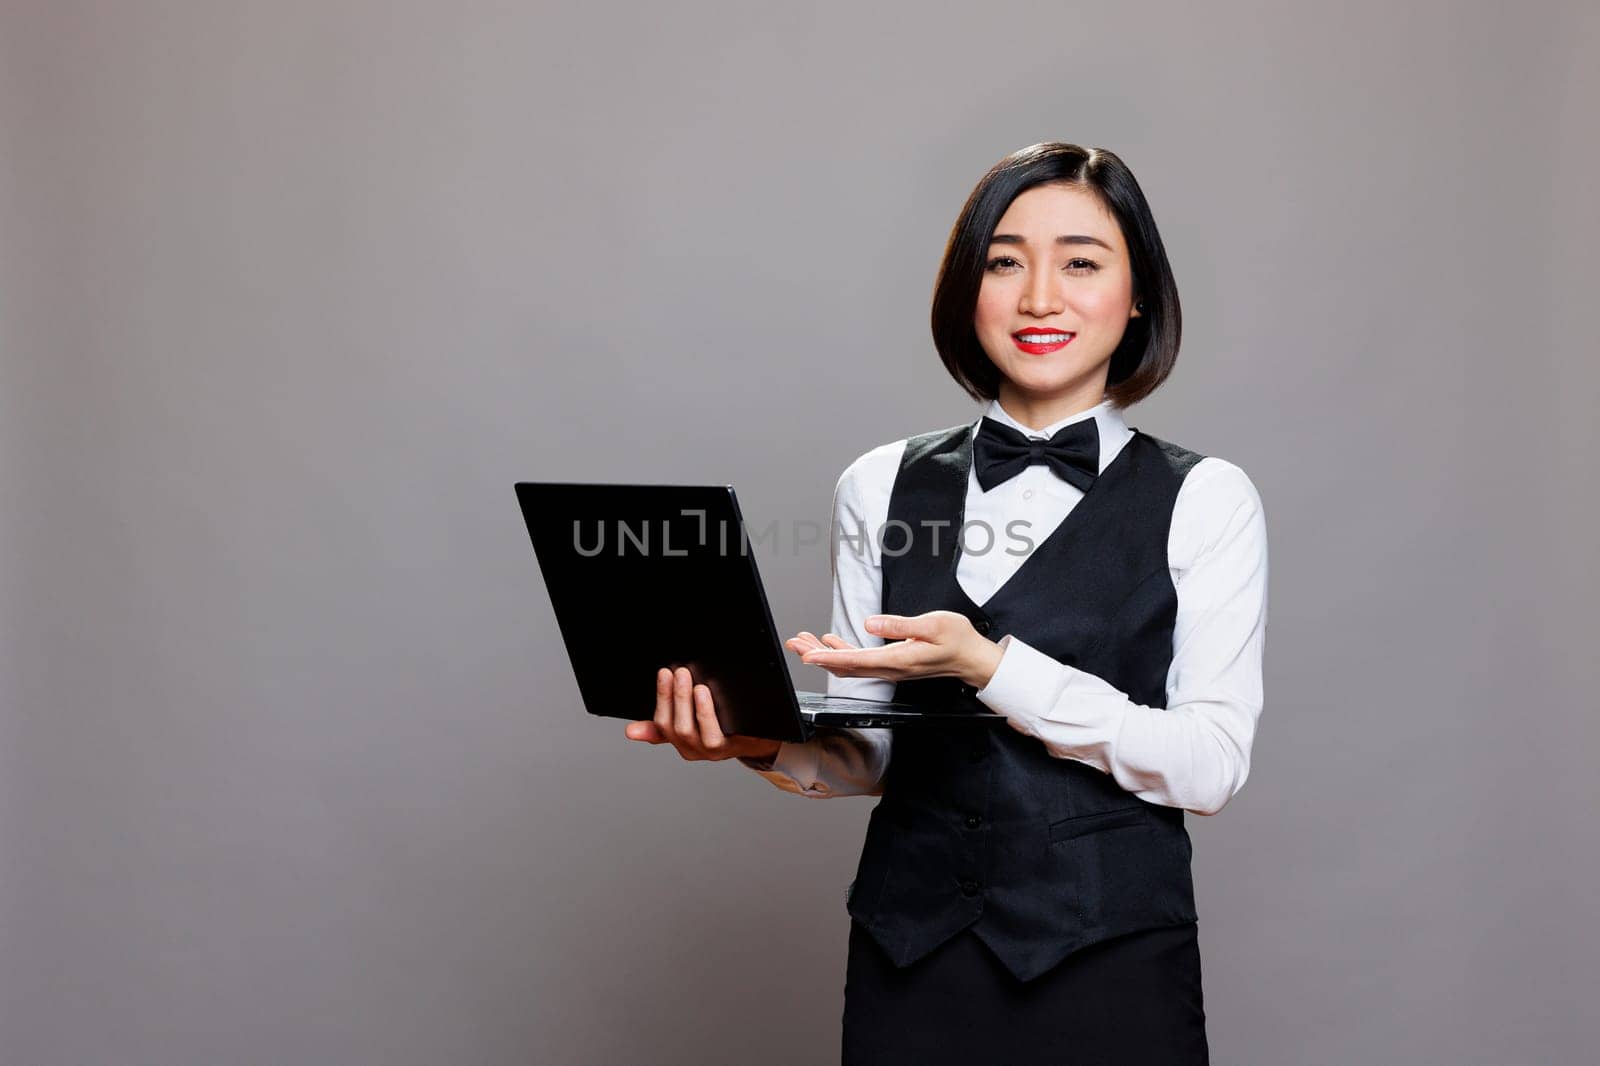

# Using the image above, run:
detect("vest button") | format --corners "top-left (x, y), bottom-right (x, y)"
top-left (960, 879), bottom-right (981, 897)
top-left (975, 619), bottom-right (991, 634)
top-left (964, 814), bottom-right (982, 830)
top-left (968, 746), bottom-right (987, 763)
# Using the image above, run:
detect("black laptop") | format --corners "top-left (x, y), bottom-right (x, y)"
top-left (515, 481), bottom-right (1007, 743)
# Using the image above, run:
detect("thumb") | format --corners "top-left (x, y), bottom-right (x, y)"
top-left (865, 614), bottom-right (918, 639)
top-left (626, 720), bottom-right (666, 743)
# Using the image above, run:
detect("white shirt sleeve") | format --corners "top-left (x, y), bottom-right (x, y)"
top-left (737, 455), bottom-right (896, 797)
top-left (973, 458), bottom-right (1269, 816)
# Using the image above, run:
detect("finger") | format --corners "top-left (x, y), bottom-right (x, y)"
top-left (804, 643), bottom-right (917, 679)
top-left (654, 667), bottom-right (675, 735)
top-left (801, 647), bottom-right (870, 677)
top-left (626, 719), bottom-right (667, 743)
top-left (673, 668), bottom-right (696, 737)
top-left (864, 614), bottom-right (924, 641)
top-left (788, 634), bottom-right (833, 657)
top-left (820, 633), bottom-right (858, 649)
top-left (672, 668), bottom-right (706, 758)
top-left (804, 644), bottom-right (876, 665)
top-left (694, 684), bottom-right (726, 752)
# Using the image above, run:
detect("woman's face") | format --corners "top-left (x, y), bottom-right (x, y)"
top-left (973, 182), bottom-right (1141, 407)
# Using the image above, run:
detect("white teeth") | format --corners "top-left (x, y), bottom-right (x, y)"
top-left (1016, 333), bottom-right (1072, 343)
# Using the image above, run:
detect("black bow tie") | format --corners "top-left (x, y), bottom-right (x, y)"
top-left (972, 416), bottom-right (1100, 493)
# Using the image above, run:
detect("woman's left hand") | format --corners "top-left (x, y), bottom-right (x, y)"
top-left (791, 611), bottom-right (1005, 689)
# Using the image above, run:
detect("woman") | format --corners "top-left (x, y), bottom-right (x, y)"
top-left (626, 142), bottom-right (1268, 1065)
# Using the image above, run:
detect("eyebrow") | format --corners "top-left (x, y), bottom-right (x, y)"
top-left (989, 233), bottom-right (1115, 252)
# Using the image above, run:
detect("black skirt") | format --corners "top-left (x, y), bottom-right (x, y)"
top-left (842, 918), bottom-right (1209, 1065)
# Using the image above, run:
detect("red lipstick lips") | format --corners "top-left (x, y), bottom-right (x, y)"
top-left (1011, 327), bottom-right (1075, 355)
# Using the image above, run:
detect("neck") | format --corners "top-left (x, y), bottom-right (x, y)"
top-left (995, 381), bottom-right (1109, 432)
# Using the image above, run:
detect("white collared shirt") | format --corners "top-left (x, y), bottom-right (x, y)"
top-left (740, 397), bottom-right (1269, 816)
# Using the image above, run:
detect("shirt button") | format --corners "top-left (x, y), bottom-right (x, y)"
top-left (1023, 489), bottom-right (1034, 500)
top-left (960, 879), bottom-right (981, 897)
top-left (964, 815), bottom-right (982, 830)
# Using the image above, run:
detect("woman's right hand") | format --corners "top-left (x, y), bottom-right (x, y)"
top-left (625, 667), bottom-right (783, 763)
top-left (626, 633), bottom-right (860, 762)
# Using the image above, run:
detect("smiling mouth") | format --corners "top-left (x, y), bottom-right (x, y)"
top-left (1011, 331), bottom-right (1075, 353)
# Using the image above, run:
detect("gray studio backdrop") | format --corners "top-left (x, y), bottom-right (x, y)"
top-left (3, 2), bottom-right (1596, 1064)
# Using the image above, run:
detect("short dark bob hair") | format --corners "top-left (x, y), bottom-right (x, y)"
top-left (930, 142), bottom-right (1180, 410)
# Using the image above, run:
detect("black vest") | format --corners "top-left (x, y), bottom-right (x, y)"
top-left (844, 420), bottom-right (1208, 983)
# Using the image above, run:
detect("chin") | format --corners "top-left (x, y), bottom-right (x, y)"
top-left (1003, 365), bottom-right (1085, 395)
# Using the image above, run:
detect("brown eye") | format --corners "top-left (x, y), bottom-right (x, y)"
top-left (1064, 259), bottom-right (1099, 274)
top-left (985, 256), bottom-right (1021, 272)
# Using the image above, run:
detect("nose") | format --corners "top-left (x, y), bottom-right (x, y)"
top-left (1018, 264), bottom-right (1064, 316)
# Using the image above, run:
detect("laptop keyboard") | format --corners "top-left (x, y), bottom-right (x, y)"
top-left (797, 693), bottom-right (900, 712)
